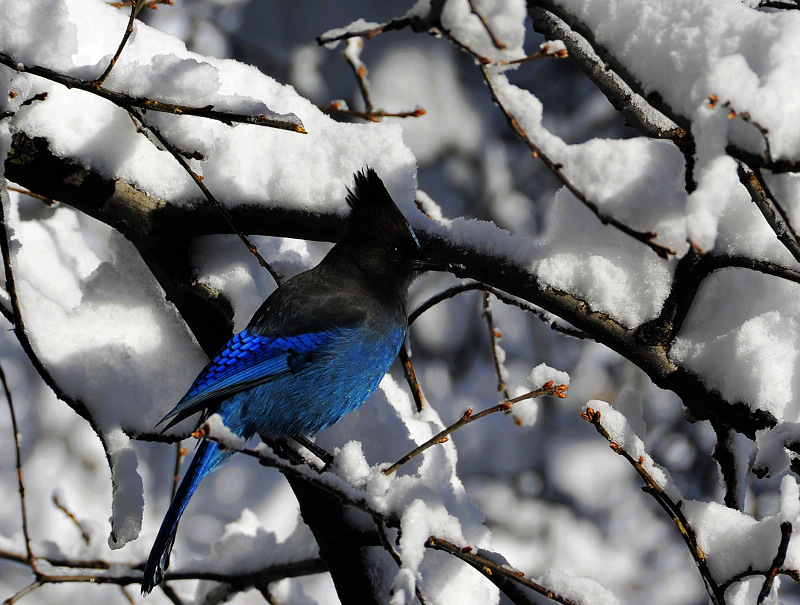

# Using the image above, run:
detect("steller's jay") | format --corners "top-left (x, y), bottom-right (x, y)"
top-left (141, 168), bottom-right (456, 595)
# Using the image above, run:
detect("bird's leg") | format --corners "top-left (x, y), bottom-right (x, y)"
top-left (262, 435), bottom-right (306, 465)
top-left (293, 434), bottom-right (335, 470)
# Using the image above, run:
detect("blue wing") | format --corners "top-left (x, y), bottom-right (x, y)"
top-left (158, 329), bottom-right (331, 431)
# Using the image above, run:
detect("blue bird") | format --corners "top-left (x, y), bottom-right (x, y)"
top-left (141, 168), bottom-right (454, 595)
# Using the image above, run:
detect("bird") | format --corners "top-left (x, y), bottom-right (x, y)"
top-left (141, 168), bottom-right (457, 595)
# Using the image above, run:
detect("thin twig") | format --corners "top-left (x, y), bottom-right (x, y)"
top-left (0, 51), bottom-right (306, 134)
top-left (2, 580), bottom-right (43, 605)
top-left (466, 0), bottom-right (506, 49)
top-left (325, 41), bottom-right (426, 123)
top-left (639, 246), bottom-right (800, 349)
top-left (108, 0), bottom-right (172, 7)
top-left (319, 104), bottom-right (425, 122)
top-left (93, 0), bottom-right (146, 86)
top-left (425, 536), bottom-right (580, 605)
top-left (118, 585), bottom-right (136, 605)
top-left (479, 64), bottom-right (675, 259)
top-left (158, 581), bottom-right (185, 605)
top-left (376, 522), bottom-right (428, 605)
top-left (409, 282), bottom-right (587, 339)
top-left (501, 46), bottom-right (568, 66)
top-left (52, 493), bottom-right (91, 545)
top-left (439, 27), bottom-right (492, 64)
top-left (0, 363), bottom-right (37, 575)
top-left (581, 407), bottom-right (723, 604)
top-left (343, 38), bottom-right (373, 114)
top-left (0, 543), bottom-right (323, 593)
top-left (399, 341), bottom-right (425, 412)
top-left (708, 95), bottom-right (773, 163)
top-left (758, 522), bottom-right (792, 603)
top-left (383, 386), bottom-right (566, 476)
top-left (738, 163), bottom-right (800, 265)
top-left (6, 186), bottom-right (55, 206)
top-left (128, 109), bottom-right (283, 285)
top-left (171, 442), bottom-right (186, 501)
top-left (316, 17), bottom-right (416, 47)
top-left (482, 292), bottom-right (510, 398)
top-left (193, 422), bottom-right (394, 525)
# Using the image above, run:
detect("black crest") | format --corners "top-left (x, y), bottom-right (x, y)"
top-left (342, 168), bottom-right (420, 249)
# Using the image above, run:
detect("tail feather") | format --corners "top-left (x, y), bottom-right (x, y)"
top-left (141, 440), bottom-right (231, 595)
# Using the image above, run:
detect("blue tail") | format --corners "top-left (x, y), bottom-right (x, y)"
top-left (141, 439), bottom-right (231, 595)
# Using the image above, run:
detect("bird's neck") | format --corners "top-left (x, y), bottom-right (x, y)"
top-left (317, 247), bottom-right (411, 316)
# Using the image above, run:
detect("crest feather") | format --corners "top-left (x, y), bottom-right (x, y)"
top-left (342, 168), bottom-right (420, 248)
top-left (346, 167), bottom-right (395, 211)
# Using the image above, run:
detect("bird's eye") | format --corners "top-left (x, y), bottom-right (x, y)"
top-left (387, 245), bottom-right (403, 262)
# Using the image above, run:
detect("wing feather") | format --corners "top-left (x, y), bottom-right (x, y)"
top-left (158, 329), bottom-right (330, 431)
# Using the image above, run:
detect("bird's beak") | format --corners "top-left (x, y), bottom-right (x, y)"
top-left (411, 255), bottom-right (466, 275)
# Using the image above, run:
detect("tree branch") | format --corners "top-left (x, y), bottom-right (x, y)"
top-left (582, 406), bottom-right (723, 604)
top-left (3, 130), bottom-right (777, 439)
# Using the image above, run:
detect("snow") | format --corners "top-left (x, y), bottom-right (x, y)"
top-left (201, 508), bottom-right (318, 575)
top-left (554, 0), bottom-right (800, 159)
top-left (318, 19), bottom-right (383, 49)
top-left (105, 428), bottom-right (143, 549)
top-left (528, 362), bottom-right (570, 388)
top-left (202, 413), bottom-right (247, 452)
top-left (536, 569), bottom-right (620, 605)
top-left (440, 0), bottom-right (528, 63)
top-left (670, 270), bottom-right (800, 421)
top-left (3, 0), bottom-right (417, 212)
top-left (683, 476), bottom-right (800, 584)
top-left (5, 0), bottom-right (800, 603)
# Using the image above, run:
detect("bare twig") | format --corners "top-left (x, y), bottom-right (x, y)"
top-left (409, 281), bottom-right (587, 339)
top-left (52, 493), bottom-right (91, 545)
top-left (0, 363), bottom-right (37, 575)
top-left (322, 39), bottom-right (426, 123)
top-left (171, 442), bottom-right (187, 501)
top-left (482, 292), bottom-right (510, 398)
top-left (501, 46), bottom-right (568, 66)
top-left (2, 580), bottom-right (44, 605)
top-left (467, 0), bottom-right (506, 50)
top-left (425, 536), bottom-right (580, 605)
top-left (399, 341), bottom-right (425, 412)
top-left (93, 0), bottom-right (147, 86)
top-left (118, 585), bottom-right (136, 605)
top-left (0, 555), bottom-right (325, 594)
top-left (581, 407), bottom-right (723, 604)
top-left (108, 0), bottom-right (173, 10)
top-left (383, 385), bottom-right (566, 476)
top-left (6, 186), bottom-right (55, 206)
top-left (343, 38), bottom-right (373, 114)
top-left (159, 583), bottom-right (185, 605)
top-left (128, 109), bottom-right (284, 285)
top-left (316, 16), bottom-right (418, 47)
top-left (319, 104), bottom-right (425, 122)
top-left (758, 522), bottom-right (793, 603)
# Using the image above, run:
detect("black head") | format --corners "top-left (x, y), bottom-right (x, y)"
top-left (336, 168), bottom-right (432, 284)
